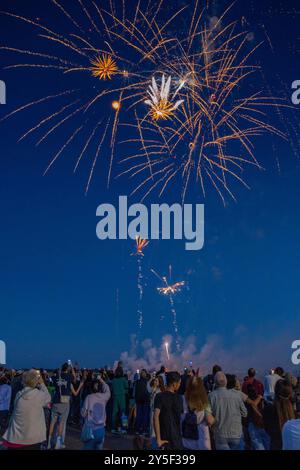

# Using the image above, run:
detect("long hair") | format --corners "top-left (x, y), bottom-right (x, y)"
top-left (157, 375), bottom-right (165, 392)
top-left (274, 379), bottom-right (295, 429)
top-left (185, 377), bottom-right (209, 412)
top-left (90, 379), bottom-right (104, 394)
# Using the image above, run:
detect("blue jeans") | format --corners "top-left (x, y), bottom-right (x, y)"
top-left (248, 423), bottom-right (270, 450)
top-left (82, 426), bottom-right (105, 450)
top-left (135, 403), bottom-right (150, 433)
top-left (215, 436), bottom-right (241, 450)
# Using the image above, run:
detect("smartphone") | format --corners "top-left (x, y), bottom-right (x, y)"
top-left (67, 359), bottom-right (72, 366)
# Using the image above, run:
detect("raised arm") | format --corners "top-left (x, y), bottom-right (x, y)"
top-left (99, 378), bottom-right (111, 402)
top-left (37, 378), bottom-right (51, 407)
top-left (71, 381), bottom-right (84, 397)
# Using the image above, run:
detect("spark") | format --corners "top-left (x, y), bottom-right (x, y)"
top-left (158, 281), bottom-right (185, 295)
top-left (132, 236), bottom-right (149, 256)
top-left (112, 100), bottom-right (121, 110)
top-left (90, 54), bottom-right (118, 80)
top-left (145, 74), bottom-right (185, 121)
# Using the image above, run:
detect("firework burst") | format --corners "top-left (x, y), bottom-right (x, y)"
top-left (133, 236), bottom-right (149, 256)
top-left (90, 54), bottom-right (118, 80)
top-left (145, 75), bottom-right (185, 121)
top-left (152, 266), bottom-right (184, 351)
top-left (158, 281), bottom-right (185, 295)
top-left (0, 0), bottom-right (295, 202)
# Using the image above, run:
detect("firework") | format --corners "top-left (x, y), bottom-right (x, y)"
top-left (152, 266), bottom-right (184, 351)
top-left (112, 100), bottom-right (121, 110)
top-left (133, 236), bottom-right (149, 256)
top-left (0, 0), bottom-right (295, 202)
top-left (0, 0), bottom-right (174, 190)
top-left (117, 2), bottom-right (294, 203)
top-left (132, 237), bottom-right (149, 333)
top-left (144, 75), bottom-right (185, 121)
top-left (165, 342), bottom-right (170, 361)
top-left (90, 54), bottom-right (118, 80)
top-left (158, 281), bottom-right (185, 295)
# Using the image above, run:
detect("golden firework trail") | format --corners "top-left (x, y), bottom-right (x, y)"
top-left (131, 238), bottom-right (149, 334)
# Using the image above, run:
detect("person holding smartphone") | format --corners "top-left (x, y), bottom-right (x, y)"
top-left (2, 369), bottom-right (51, 449)
top-left (81, 376), bottom-right (111, 450)
top-left (48, 362), bottom-right (84, 449)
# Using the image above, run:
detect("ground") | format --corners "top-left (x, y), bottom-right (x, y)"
top-left (0, 426), bottom-right (135, 450)
top-left (66, 426), bottom-right (135, 450)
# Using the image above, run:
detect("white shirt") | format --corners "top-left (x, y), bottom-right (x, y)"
top-left (81, 384), bottom-right (111, 429)
top-left (264, 374), bottom-right (281, 399)
top-left (282, 419), bottom-right (300, 450)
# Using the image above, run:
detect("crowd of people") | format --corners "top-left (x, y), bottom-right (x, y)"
top-left (1, 362), bottom-right (300, 450)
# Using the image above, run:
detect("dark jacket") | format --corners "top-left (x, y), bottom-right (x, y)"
top-left (134, 378), bottom-right (150, 404)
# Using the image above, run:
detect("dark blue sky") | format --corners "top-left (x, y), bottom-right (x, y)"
top-left (0, 0), bottom-right (300, 370)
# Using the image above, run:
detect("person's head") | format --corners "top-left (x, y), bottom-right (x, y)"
top-left (150, 377), bottom-right (159, 389)
top-left (140, 369), bottom-right (147, 379)
top-left (61, 363), bottom-right (69, 373)
top-left (184, 367), bottom-right (193, 376)
top-left (226, 374), bottom-right (237, 389)
top-left (166, 371), bottom-right (181, 391)
top-left (115, 367), bottom-right (124, 378)
top-left (0, 375), bottom-right (8, 385)
top-left (107, 370), bottom-right (114, 380)
top-left (22, 369), bottom-right (41, 389)
top-left (274, 367), bottom-right (284, 377)
top-left (90, 379), bottom-right (104, 394)
top-left (185, 377), bottom-right (209, 412)
top-left (274, 379), bottom-right (295, 428)
top-left (248, 368), bottom-right (256, 378)
top-left (285, 372), bottom-right (297, 388)
top-left (159, 366), bottom-right (166, 374)
top-left (235, 379), bottom-right (242, 391)
top-left (214, 371), bottom-right (227, 388)
top-left (212, 364), bottom-right (222, 375)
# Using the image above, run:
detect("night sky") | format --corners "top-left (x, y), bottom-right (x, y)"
top-left (0, 0), bottom-right (300, 372)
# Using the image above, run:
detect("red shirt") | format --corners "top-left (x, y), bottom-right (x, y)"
top-left (1, 440), bottom-right (26, 449)
top-left (242, 378), bottom-right (264, 396)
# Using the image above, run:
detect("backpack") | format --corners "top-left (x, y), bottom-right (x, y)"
top-left (182, 407), bottom-right (199, 441)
